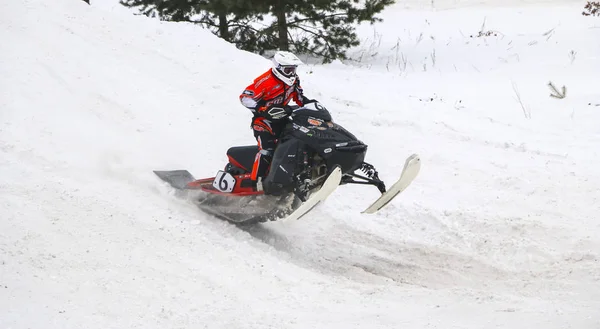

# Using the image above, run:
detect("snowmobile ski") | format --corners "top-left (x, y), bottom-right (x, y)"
top-left (362, 154), bottom-right (421, 214)
top-left (282, 166), bottom-right (342, 221)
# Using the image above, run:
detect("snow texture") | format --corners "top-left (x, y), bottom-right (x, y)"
top-left (1, 0), bottom-right (599, 328)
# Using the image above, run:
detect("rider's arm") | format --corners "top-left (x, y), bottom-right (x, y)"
top-left (239, 84), bottom-right (265, 112)
top-left (292, 78), bottom-right (309, 106)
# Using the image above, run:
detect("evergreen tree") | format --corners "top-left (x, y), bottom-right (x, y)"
top-left (119, 0), bottom-right (261, 43)
top-left (260, 0), bottom-right (395, 62)
top-left (120, 0), bottom-right (394, 62)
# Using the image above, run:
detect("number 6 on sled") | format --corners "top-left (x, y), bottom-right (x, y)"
top-left (212, 170), bottom-right (236, 193)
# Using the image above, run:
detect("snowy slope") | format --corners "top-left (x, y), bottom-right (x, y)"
top-left (1, 0), bottom-right (599, 328)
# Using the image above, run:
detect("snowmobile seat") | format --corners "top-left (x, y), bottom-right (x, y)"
top-left (226, 145), bottom-right (259, 172)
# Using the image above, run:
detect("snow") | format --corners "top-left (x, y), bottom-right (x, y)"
top-left (1, 0), bottom-right (599, 328)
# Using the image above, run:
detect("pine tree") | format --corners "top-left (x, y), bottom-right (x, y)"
top-left (120, 0), bottom-right (394, 62)
top-left (119, 0), bottom-right (261, 43)
top-left (261, 0), bottom-right (395, 62)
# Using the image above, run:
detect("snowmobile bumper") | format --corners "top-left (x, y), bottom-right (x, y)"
top-left (153, 170), bottom-right (196, 190)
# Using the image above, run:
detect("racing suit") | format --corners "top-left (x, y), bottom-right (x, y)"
top-left (239, 69), bottom-right (306, 182)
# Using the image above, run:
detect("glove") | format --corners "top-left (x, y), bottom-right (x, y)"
top-left (263, 105), bottom-right (292, 120)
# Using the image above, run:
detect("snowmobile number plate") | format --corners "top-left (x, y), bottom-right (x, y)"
top-left (212, 170), bottom-right (237, 193)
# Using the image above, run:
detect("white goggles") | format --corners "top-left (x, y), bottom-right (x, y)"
top-left (278, 65), bottom-right (297, 76)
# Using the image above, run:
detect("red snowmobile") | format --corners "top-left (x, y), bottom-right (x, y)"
top-left (154, 101), bottom-right (420, 225)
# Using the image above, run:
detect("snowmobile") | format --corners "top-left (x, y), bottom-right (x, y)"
top-left (154, 101), bottom-right (421, 225)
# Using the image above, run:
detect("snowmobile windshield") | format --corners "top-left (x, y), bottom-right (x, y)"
top-left (292, 102), bottom-right (332, 122)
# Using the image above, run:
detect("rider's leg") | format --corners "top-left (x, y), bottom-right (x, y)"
top-left (250, 117), bottom-right (277, 184)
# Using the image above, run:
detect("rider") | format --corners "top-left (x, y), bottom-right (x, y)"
top-left (239, 50), bottom-right (311, 190)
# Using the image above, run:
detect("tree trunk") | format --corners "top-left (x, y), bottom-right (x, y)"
top-left (275, 0), bottom-right (288, 50)
top-left (218, 12), bottom-right (229, 41)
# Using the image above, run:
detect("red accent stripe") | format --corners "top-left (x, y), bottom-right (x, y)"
top-left (186, 177), bottom-right (214, 189)
top-left (250, 152), bottom-right (261, 181)
top-left (250, 136), bottom-right (264, 181)
top-left (197, 173), bottom-right (264, 196)
top-left (227, 155), bottom-right (248, 171)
